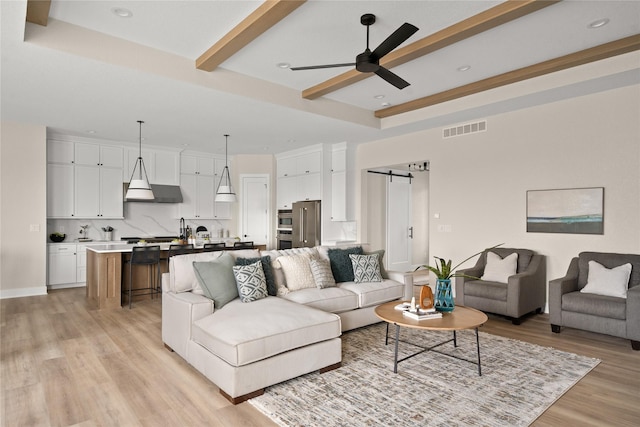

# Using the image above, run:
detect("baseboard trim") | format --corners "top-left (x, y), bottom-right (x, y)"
top-left (0, 286), bottom-right (48, 299)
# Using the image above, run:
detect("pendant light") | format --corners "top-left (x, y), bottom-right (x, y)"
top-left (125, 120), bottom-right (154, 200)
top-left (215, 134), bottom-right (237, 202)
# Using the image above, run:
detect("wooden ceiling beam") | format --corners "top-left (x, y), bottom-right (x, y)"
top-left (26, 0), bottom-right (51, 27)
top-left (196, 0), bottom-right (306, 72)
top-left (301, 0), bottom-right (560, 100)
top-left (375, 34), bottom-right (640, 118)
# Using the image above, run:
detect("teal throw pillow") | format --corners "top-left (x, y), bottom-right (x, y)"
top-left (233, 261), bottom-right (268, 303)
top-left (192, 253), bottom-right (238, 309)
top-left (327, 246), bottom-right (363, 282)
top-left (236, 256), bottom-right (277, 296)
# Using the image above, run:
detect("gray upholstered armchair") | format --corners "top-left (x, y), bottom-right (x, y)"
top-left (549, 252), bottom-right (640, 350)
top-left (455, 248), bottom-right (546, 324)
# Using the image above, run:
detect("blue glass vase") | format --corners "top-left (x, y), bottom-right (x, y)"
top-left (435, 278), bottom-right (455, 312)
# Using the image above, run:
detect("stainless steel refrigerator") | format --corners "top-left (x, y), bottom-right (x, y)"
top-left (292, 200), bottom-right (321, 248)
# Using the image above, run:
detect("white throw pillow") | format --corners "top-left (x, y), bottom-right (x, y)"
top-left (481, 252), bottom-right (518, 283)
top-left (277, 253), bottom-right (316, 291)
top-left (581, 260), bottom-right (632, 298)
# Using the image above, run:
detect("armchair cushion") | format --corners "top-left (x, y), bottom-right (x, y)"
top-left (580, 260), bottom-right (631, 298)
top-left (464, 280), bottom-right (507, 301)
top-left (481, 252), bottom-right (518, 283)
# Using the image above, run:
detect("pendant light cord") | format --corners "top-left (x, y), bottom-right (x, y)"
top-left (137, 120), bottom-right (144, 180)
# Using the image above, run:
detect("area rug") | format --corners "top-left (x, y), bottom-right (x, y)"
top-left (249, 323), bottom-right (599, 427)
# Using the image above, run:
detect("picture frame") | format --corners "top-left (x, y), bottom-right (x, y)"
top-left (526, 187), bottom-right (604, 234)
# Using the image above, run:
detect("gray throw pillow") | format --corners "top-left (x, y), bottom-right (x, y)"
top-left (192, 253), bottom-right (238, 309)
top-left (233, 261), bottom-right (268, 303)
top-left (365, 249), bottom-right (388, 279)
top-left (327, 246), bottom-right (363, 282)
top-left (236, 256), bottom-right (277, 296)
top-left (350, 254), bottom-right (383, 283)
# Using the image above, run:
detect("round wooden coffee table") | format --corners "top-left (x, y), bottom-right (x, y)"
top-left (375, 300), bottom-right (488, 375)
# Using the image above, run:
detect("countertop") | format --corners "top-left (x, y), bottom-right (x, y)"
top-left (85, 241), bottom-right (235, 253)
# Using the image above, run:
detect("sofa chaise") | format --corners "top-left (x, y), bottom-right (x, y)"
top-left (161, 244), bottom-right (410, 403)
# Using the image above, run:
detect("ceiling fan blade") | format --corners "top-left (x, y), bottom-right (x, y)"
top-left (375, 66), bottom-right (410, 90)
top-left (372, 22), bottom-right (418, 60)
top-left (290, 63), bottom-right (355, 71)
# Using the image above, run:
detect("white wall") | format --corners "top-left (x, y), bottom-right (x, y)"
top-left (357, 85), bottom-right (640, 288)
top-left (1, 122), bottom-right (48, 298)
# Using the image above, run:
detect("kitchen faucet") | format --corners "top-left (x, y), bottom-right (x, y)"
top-left (179, 217), bottom-right (186, 240)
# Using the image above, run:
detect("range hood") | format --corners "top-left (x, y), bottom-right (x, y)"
top-left (123, 183), bottom-right (183, 203)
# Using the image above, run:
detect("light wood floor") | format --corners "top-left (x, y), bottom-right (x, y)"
top-left (1, 288), bottom-right (639, 426)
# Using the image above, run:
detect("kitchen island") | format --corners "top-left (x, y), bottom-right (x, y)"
top-left (86, 242), bottom-right (265, 310)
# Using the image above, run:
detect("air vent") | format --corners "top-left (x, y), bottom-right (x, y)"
top-left (443, 120), bottom-right (487, 139)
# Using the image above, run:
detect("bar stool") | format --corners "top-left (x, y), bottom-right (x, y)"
top-left (126, 245), bottom-right (161, 309)
top-left (203, 242), bottom-right (225, 252)
top-left (166, 243), bottom-right (195, 270)
top-left (233, 241), bottom-right (254, 249)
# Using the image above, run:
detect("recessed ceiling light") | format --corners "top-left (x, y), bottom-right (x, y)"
top-left (381, 102), bottom-right (391, 107)
top-left (374, 94), bottom-right (385, 99)
top-left (86, 130), bottom-right (96, 134)
top-left (588, 18), bottom-right (609, 29)
top-left (457, 65), bottom-right (471, 72)
top-left (111, 7), bottom-right (133, 18)
top-left (276, 62), bottom-right (291, 69)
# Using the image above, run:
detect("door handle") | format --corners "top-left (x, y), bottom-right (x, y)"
top-left (409, 226), bottom-right (413, 239)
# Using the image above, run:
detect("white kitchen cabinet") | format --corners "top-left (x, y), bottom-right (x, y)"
top-left (277, 176), bottom-right (297, 209)
top-left (196, 174), bottom-right (215, 218)
top-left (277, 156), bottom-right (297, 178)
top-left (47, 139), bottom-right (74, 164)
top-left (179, 173), bottom-right (216, 219)
top-left (180, 153), bottom-right (229, 219)
top-left (297, 152), bottom-right (322, 175)
top-left (75, 165), bottom-right (100, 217)
top-left (125, 147), bottom-right (179, 185)
top-left (178, 174), bottom-right (197, 218)
top-left (76, 244), bottom-right (87, 284)
top-left (276, 148), bottom-right (323, 209)
top-left (75, 165), bottom-right (123, 218)
top-left (47, 163), bottom-right (75, 218)
top-left (75, 143), bottom-right (123, 168)
top-left (47, 139), bottom-right (123, 219)
top-left (298, 172), bottom-right (322, 201)
top-left (181, 154), bottom-right (215, 176)
top-left (153, 150), bottom-right (180, 185)
top-left (48, 244), bottom-right (77, 285)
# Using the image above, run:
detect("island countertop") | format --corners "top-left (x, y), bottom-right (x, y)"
top-left (85, 242), bottom-right (233, 253)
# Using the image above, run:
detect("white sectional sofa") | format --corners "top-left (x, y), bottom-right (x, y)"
top-left (161, 244), bottom-right (410, 404)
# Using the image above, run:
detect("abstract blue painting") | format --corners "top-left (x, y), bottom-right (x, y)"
top-left (527, 187), bottom-right (604, 234)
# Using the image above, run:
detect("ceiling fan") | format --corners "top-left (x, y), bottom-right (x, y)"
top-left (291, 14), bottom-right (418, 89)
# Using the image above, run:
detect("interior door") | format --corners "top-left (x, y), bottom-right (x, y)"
top-left (241, 175), bottom-right (269, 245)
top-left (386, 175), bottom-right (413, 272)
